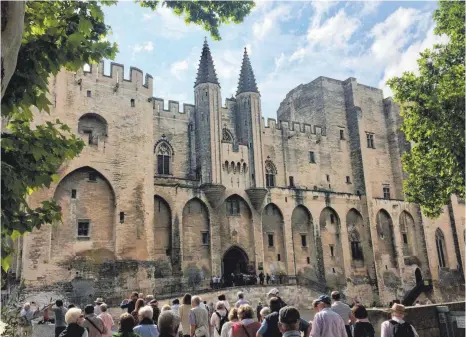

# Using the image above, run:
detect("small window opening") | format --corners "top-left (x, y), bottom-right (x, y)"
top-left (202, 232), bottom-right (209, 245)
top-left (366, 133), bottom-right (375, 148)
top-left (165, 249), bottom-right (170, 256)
top-left (326, 174), bottom-right (330, 182)
top-left (277, 254), bottom-right (281, 261)
top-left (77, 220), bottom-right (90, 237)
top-left (383, 185), bottom-right (391, 200)
top-left (306, 257), bottom-right (310, 264)
top-left (87, 90), bottom-right (92, 97)
top-left (385, 265), bottom-right (388, 270)
top-left (268, 234), bottom-right (274, 247)
top-left (285, 197), bottom-right (287, 202)
top-left (346, 176), bottom-right (351, 183)
top-left (88, 172), bottom-right (97, 181)
top-left (330, 214), bottom-right (335, 224)
top-left (120, 212), bottom-right (125, 223)
top-left (130, 99), bottom-right (135, 107)
top-left (301, 235), bottom-right (307, 247)
top-left (340, 130), bottom-right (344, 140)
top-left (309, 151), bottom-right (316, 163)
top-left (332, 267), bottom-right (336, 273)
top-left (289, 176), bottom-right (294, 187)
top-left (71, 189), bottom-right (77, 199)
top-left (402, 233), bottom-right (408, 244)
top-left (330, 245), bottom-right (334, 257)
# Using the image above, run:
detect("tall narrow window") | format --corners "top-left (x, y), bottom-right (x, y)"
top-left (346, 176), bottom-right (351, 184)
top-left (383, 185), bottom-right (390, 200)
top-left (268, 234), bottom-right (274, 247)
top-left (277, 254), bottom-right (281, 261)
top-left (226, 197), bottom-right (240, 216)
top-left (301, 235), bottom-right (307, 247)
top-left (402, 233), bottom-right (408, 244)
top-left (330, 245), bottom-right (334, 257)
top-left (366, 133), bottom-right (375, 148)
top-left (330, 214), bottom-right (335, 224)
top-left (157, 143), bottom-right (171, 175)
top-left (77, 220), bottom-right (90, 237)
top-left (87, 90), bottom-right (92, 97)
top-left (71, 189), bottom-right (77, 199)
top-left (202, 232), bottom-right (209, 245)
top-left (130, 99), bottom-right (135, 107)
top-left (306, 257), bottom-right (310, 264)
top-left (309, 151), bottom-right (316, 163)
top-left (289, 176), bottom-right (294, 187)
top-left (265, 159), bottom-right (277, 188)
top-left (435, 228), bottom-right (447, 268)
top-left (340, 130), bottom-right (344, 140)
top-left (326, 174), bottom-right (330, 182)
top-left (349, 229), bottom-right (363, 260)
top-left (120, 212), bottom-right (125, 223)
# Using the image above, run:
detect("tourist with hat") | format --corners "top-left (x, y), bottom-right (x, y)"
top-left (266, 288), bottom-right (287, 309)
top-left (380, 303), bottom-right (418, 337)
top-left (310, 295), bottom-right (347, 337)
top-left (94, 298), bottom-right (104, 316)
top-left (277, 306), bottom-right (301, 337)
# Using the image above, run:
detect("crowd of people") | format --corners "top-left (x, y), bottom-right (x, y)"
top-left (211, 273), bottom-right (285, 288)
top-left (18, 288), bottom-right (421, 337)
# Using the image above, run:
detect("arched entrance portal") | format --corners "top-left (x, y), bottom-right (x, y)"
top-left (222, 246), bottom-right (249, 286)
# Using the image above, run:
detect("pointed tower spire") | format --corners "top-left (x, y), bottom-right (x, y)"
top-left (236, 47), bottom-right (259, 95)
top-left (194, 38), bottom-right (219, 87)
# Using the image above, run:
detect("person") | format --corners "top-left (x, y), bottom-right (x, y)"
top-left (68, 304), bottom-right (76, 309)
top-left (150, 299), bottom-right (161, 324)
top-left (134, 305), bottom-right (159, 337)
top-left (266, 274), bottom-right (270, 285)
top-left (112, 313), bottom-right (140, 337)
top-left (20, 302), bottom-right (40, 337)
top-left (180, 294), bottom-right (193, 337)
top-left (256, 302), bottom-right (263, 322)
top-left (172, 299), bottom-right (180, 315)
top-left (132, 299), bottom-right (146, 325)
top-left (158, 310), bottom-right (181, 337)
top-left (212, 276), bottom-right (217, 289)
top-left (414, 301), bottom-right (420, 307)
top-left (270, 274), bottom-right (276, 285)
top-left (218, 295), bottom-right (230, 312)
top-left (266, 289), bottom-right (287, 308)
top-left (351, 305), bottom-right (374, 337)
top-left (380, 303), bottom-right (418, 337)
top-left (234, 292), bottom-right (249, 308)
top-left (121, 292), bottom-right (139, 314)
top-left (58, 307), bottom-right (88, 337)
top-left (259, 307), bottom-right (270, 323)
top-left (231, 304), bottom-right (261, 337)
top-left (94, 298), bottom-right (104, 316)
top-left (52, 299), bottom-right (68, 337)
top-left (310, 295), bottom-right (347, 337)
top-left (259, 272), bottom-right (265, 286)
top-left (189, 296), bottom-right (209, 337)
top-left (331, 291), bottom-right (355, 337)
top-left (146, 295), bottom-right (155, 305)
top-left (161, 305), bottom-right (172, 312)
top-left (277, 306), bottom-right (301, 337)
top-left (257, 297), bottom-right (310, 337)
top-left (83, 304), bottom-right (108, 337)
top-left (98, 304), bottom-right (115, 337)
top-left (211, 302), bottom-right (228, 337)
top-left (220, 308), bottom-right (238, 337)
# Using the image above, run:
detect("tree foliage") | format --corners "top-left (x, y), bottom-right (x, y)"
top-left (1, 0), bottom-right (254, 272)
top-left (387, 1), bottom-right (465, 218)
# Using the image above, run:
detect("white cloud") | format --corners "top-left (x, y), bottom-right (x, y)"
top-left (145, 6), bottom-right (201, 39)
top-left (252, 5), bottom-right (292, 40)
top-left (170, 60), bottom-right (189, 80)
top-left (360, 1), bottom-right (381, 16)
top-left (131, 41), bottom-right (154, 56)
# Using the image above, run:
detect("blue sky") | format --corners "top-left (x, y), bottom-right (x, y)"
top-left (102, 1), bottom-right (443, 119)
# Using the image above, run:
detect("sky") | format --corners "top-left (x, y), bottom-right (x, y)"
top-left (102, 1), bottom-right (444, 119)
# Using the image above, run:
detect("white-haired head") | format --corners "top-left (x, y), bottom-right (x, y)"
top-left (158, 310), bottom-right (181, 335)
top-left (139, 305), bottom-right (154, 319)
top-left (65, 308), bottom-right (83, 324)
top-left (23, 302), bottom-right (31, 310)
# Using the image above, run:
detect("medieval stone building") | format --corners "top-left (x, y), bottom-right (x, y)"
top-left (19, 40), bottom-right (464, 305)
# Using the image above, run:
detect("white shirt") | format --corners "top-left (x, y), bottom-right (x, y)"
top-left (211, 309), bottom-right (227, 337)
top-left (380, 316), bottom-right (419, 337)
top-left (331, 301), bottom-right (352, 325)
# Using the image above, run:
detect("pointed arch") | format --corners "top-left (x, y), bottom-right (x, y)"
top-left (346, 209), bottom-right (364, 263)
top-left (154, 195), bottom-right (172, 258)
top-left (78, 113), bottom-right (108, 145)
top-left (265, 158), bottom-right (277, 187)
top-left (399, 210), bottom-right (416, 257)
top-left (262, 203), bottom-right (286, 273)
top-left (154, 135), bottom-right (174, 175)
top-left (292, 205), bottom-right (317, 277)
top-left (435, 228), bottom-right (448, 268)
top-left (222, 128), bottom-right (234, 143)
top-left (376, 209), bottom-right (397, 268)
top-left (224, 194), bottom-right (251, 217)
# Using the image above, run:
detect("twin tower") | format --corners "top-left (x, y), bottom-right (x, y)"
top-left (192, 39), bottom-right (268, 210)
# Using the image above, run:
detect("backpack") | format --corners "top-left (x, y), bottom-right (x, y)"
top-left (351, 322), bottom-right (375, 337)
top-left (389, 320), bottom-right (415, 337)
top-left (215, 311), bottom-right (228, 334)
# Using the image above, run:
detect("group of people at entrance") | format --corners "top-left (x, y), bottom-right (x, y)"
top-left (19, 288), bottom-right (420, 337)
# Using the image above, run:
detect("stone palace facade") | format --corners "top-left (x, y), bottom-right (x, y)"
top-left (18, 40), bottom-right (465, 305)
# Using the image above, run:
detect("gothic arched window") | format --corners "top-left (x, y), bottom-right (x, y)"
top-left (265, 159), bottom-right (277, 187)
top-left (222, 128), bottom-right (233, 143)
top-left (157, 142), bottom-right (171, 175)
top-left (349, 226), bottom-right (363, 261)
top-left (435, 228), bottom-right (447, 268)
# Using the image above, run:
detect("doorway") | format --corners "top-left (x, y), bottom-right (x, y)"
top-left (222, 246), bottom-right (249, 286)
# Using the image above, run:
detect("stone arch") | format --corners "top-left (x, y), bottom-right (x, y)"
top-left (319, 207), bottom-right (345, 286)
top-left (222, 245), bottom-right (249, 285)
top-left (243, 163), bottom-right (247, 173)
top-left (435, 228), bottom-right (448, 268)
top-left (182, 198), bottom-right (211, 275)
top-left (376, 209), bottom-right (397, 269)
top-left (154, 196), bottom-right (172, 259)
top-left (52, 166), bottom-right (116, 259)
top-left (155, 139), bottom-right (173, 175)
top-left (399, 211), bottom-right (417, 257)
top-left (346, 208), bottom-right (367, 268)
top-left (265, 159), bottom-right (277, 187)
top-left (262, 203), bottom-right (286, 274)
top-left (237, 162), bottom-right (241, 173)
top-left (78, 113), bottom-right (108, 145)
top-left (222, 128), bottom-right (234, 143)
top-left (291, 205), bottom-right (318, 279)
top-left (230, 161), bottom-right (235, 173)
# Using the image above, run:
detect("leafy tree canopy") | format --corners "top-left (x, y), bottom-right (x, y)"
top-left (387, 1), bottom-right (465, 218)
top-left (1, 0), bottom-right (254, 272)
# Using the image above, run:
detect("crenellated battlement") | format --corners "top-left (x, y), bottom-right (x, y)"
top-left (152, 97), bottom-right (195, 117)
top-left (81, 61), bottom-right (153, 95)
top-left (262, 117), bottom-right (326, 136)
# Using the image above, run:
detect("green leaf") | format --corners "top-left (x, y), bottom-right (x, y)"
top-left (78, 18), bottom-right (93, 35)
top-left (1, 255), bottom-right (12, 273)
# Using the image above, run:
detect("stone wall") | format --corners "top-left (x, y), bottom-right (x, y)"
top-left (367, 301), bottom-right (465, 337)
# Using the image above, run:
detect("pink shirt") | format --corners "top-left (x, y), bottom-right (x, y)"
top-left (97, 312), bottom-right (114, 337)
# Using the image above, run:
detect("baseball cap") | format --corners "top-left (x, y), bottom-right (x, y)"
top-left (267, 288), bottom-right (280, 297)
top-left (316, 295), bottom-right (331, 305)
top-left (279, 306), bottom-right (300, 324)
